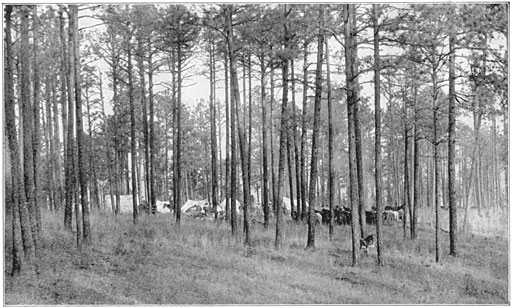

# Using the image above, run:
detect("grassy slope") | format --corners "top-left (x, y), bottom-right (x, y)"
top-left (4, 209), bottom-right (509, 305)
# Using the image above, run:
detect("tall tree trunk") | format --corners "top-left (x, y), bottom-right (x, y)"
top-left (225, 7), bottom-right (238, 236)
top-left (403, 95), bottom-right (410, 238)
top-left (71, 5), bottom-right (91, 245)
top-left (325, 37), bottom-right (334, 241)
top-left (432, 60), bottom-right (440, 263)
top-left (276, 5), bottom-right (292, 249)
top-left (209, 41), bottom-right (219, 219)
top-left (260, 57), bottom-right (270, 228)
top-left (62, 6), bottom-right (74, 230)
top-left (412, 82), bottom-right (419, 239)
top-left (5, 4), bottom-right (26, 274)
top-left (270, 65), bottom-right (277, 215)
top-left (127, 34), bottom-right (138, 224)
top-left (59, 8), bottom-right (67, 206)
top-left (138, 36), bottom-right (150, 211)
top-left (174, 45), bottom-right (183, 225)
top-left (373, 4), bottom-right (383, 265)
top-left (31, 6), bottom-right (42, 233)
top-left (224, 49), bottom-right (231, 223)
top-left (291, 60), bottom-right (301, 221)
top-left (306, 7), bottom-right (324, 250)
top-left (345, 4), bottom-right (361, 266)
top-left (300, 41), bottom-right (309, 221)
top-left (20, 6), bottom-right (40, 262)
top-left (66, 5), bottom-right (81, 249)
top-left (448, 28), bottom-right (457, 256)
top-left (45, 77), bottom-right (55, 212)
top-left (148, 39), bottom-right (156, 215)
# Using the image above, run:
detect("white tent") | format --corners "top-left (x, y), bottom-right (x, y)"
top-left (218, 199), bottom-right (242, 213)
top-left (155, 200), bottom-right (171, 213)
top-left (181, 199), bottom-right (209, 214)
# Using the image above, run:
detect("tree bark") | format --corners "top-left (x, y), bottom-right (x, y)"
top-left (345, 4), bottom-right (361, 266)
top-left (21, 6), bottom-right (40, 261)
top-left (260, 57), bottom-right (270, 228)
top-left (306, 7), bottom-right (324, 250)
top-left (5, 4), bottom-right (26, 274)
top-left (127, 31), bottom-right (138, 224)
top-left (373, 4), bottom-right (383, 265)
top-left (209, 41), bottom-right (219, 219)
top-left (300, 41), bottom-right (309, 221)
top-left (448, 27), bottom-right (457, 256)
top-left (325, 37), bottom-right (334, 241)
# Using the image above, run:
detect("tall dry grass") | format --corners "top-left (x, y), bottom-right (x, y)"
top-left (3, 208), bottom-right (508, 305)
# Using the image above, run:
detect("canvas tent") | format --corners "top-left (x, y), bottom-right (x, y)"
top-left (156, 200), bottom-right (171, 213)
top-left (181, 199), bottom-right (209, 214)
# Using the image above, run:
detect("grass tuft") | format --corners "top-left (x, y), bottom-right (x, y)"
top-left (4, 208), bottom-right (508, 305)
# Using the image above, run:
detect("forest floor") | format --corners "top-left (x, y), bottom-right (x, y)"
top-left (4, 207), bottom-right (509, 305)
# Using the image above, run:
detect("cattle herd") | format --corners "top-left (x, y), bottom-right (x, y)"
top-left (138, 200), bottom-right (404, 228)
top-left (313, 205), bottom-right (404, 227)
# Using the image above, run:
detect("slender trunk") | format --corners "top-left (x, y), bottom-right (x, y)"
top-left (5, 4), bottom-right (26, 274)
top-left (291, 60), bottom-right (301, 221)
top-left (260, 57), bottom-right (270, 228)
top-left (373, 4), bottom-right (383, 265)
top-left (325, 37), bottom-right (334, 241)
top-left (306, 7), bottom-right (324, 250)
top-left (224, 50), bottom-right (231, 223)
top-left (412, 83), bottom-right (419, 239)
top-left (138, 37), bottom-right (150, 210)
top-left (148, 40), bottom-right (156, 215)
top-left (209, 41), bottom-right (219, 219)
top-left (32, 6), bottom-right (42, 233)
top-left (300, 42), bottom-right (309, 221)
top-left (403, 96), bottom-right (409, 238)
top-left (448, 28), bottom-right (457, 256)
top-left (71, 5), bottom-right (90, 245)
top-left (345, 4), bottom-right (361, 266)
top-left (127, 34), bottom-right (138, 224)
top-left (433, 62), bottom-right (440, 263)
top-left (276, 6), bottom-right (291, 249)
top-left (22, 8), bottom-right (38, 255)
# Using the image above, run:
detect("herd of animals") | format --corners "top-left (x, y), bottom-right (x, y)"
top-left (138, 200), bottom-right (403, 255)
top-left (139, 199), bottom-right (404, 227)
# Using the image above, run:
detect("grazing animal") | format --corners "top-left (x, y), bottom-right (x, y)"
top-left (365, 210), bottom-right (377, 225)
top-left (383, 210), bottom-right (399, 225)
top-left (360, 234), bottom-right (376, 255)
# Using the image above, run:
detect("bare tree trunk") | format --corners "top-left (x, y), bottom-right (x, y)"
top-left (300, 41), bottom-right (309, 221)
top-left (325, 37), bottom-right (334, 241)
top-left (373, 4), bottom-right (383, 265)
top-left (291, 60), bottom-right (301, 221)
top-left (137, 36), bottom-right (150, 211)
top-left (260, 57), bottom-right (270, 228)
top-left (31, 6), bottom-right (42, 233)
top-left (224, 50), bottom-right (231, 223)
top-left (448, 28), bottom-right (457, 256)
top-left (5, 4), bottom-right (26, 274)
top-left (126, 33), bottom-right (138, 224)
top-left (71, 5), bottom-right (91, 245)
top-left (345, 4), bottom-right (361, 266)
top-left (306, 7), bottom-right (324, 250)
top-left (209, 41), bottom-right (219, 219)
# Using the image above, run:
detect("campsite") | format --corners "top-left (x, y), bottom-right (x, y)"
top-left (4, 3), bottom-right (508, 305)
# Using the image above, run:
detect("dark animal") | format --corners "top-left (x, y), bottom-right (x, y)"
top-left (360, 234), bottom-right (376, 255)
top-left (365, 210), bottom-right (377, 225)
top-left (320, 209), bottom-right (331, 224)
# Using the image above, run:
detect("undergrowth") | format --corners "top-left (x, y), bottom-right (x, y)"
top-left (4, 208), bottom-right (509, 305)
